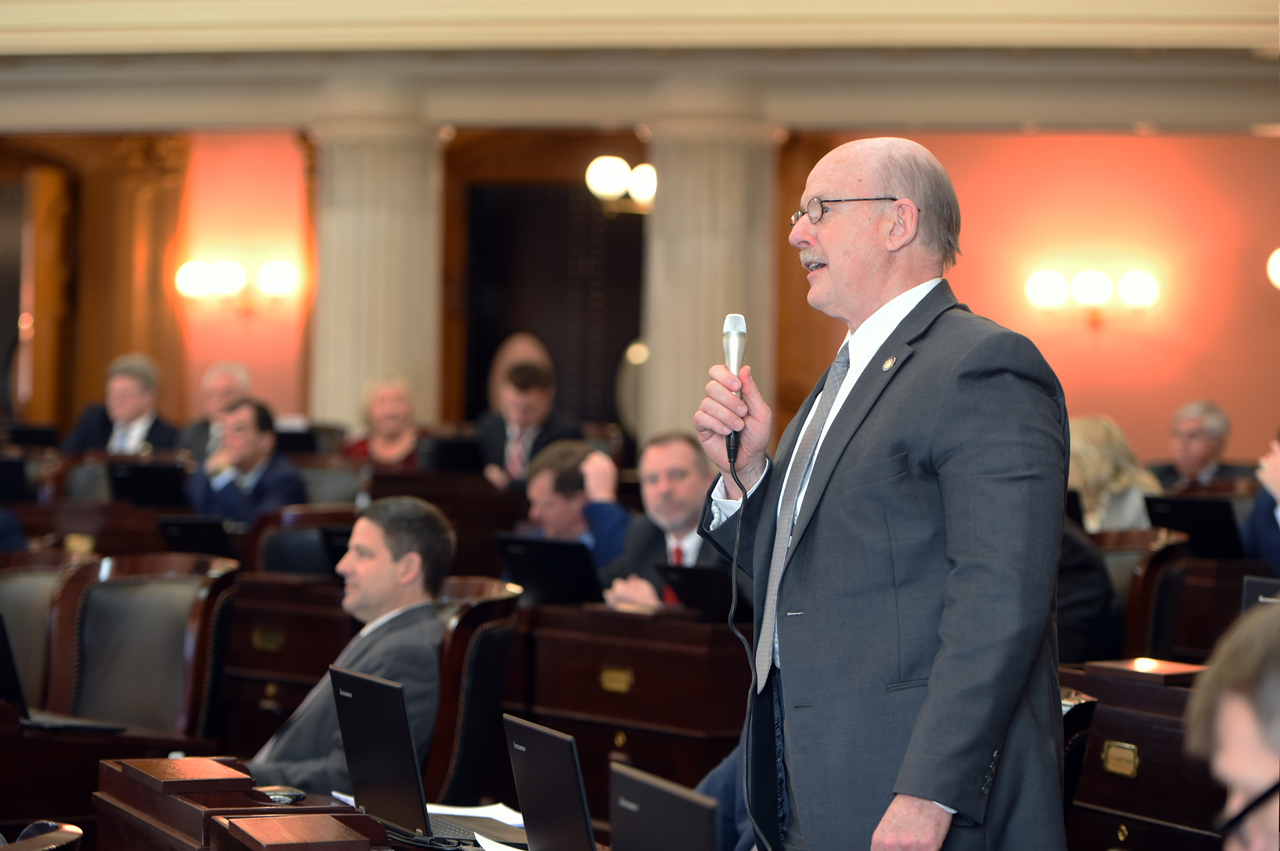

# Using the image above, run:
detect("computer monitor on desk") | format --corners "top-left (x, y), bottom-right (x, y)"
top-left (610, 763), bottom-right (719, 851)
top-left (494, 535), bottom-right (603, 607)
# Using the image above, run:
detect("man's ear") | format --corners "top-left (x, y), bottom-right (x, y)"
top-left (397, 551), bottom-right (424, 587)
top-left (885, 199), bottom-right (920, 252)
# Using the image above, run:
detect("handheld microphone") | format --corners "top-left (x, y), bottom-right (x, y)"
top-left (722, 314), bottom-right (747, 464)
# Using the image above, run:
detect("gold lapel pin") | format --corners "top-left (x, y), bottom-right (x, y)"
top-left (882, 357), bottom-right (896, 371)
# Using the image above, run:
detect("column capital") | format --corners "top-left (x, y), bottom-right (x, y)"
top-left (644, 75), bottom-right (785, 145)
top-left (645, 115), bottom-right (787, 146)
top-left (308, 75), bottom-right (434, 145)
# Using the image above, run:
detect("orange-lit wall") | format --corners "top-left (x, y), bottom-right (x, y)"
top-left (783, 133), bottom-right (1280, 464)
top-left (174, 133), bottom-right (310, 420)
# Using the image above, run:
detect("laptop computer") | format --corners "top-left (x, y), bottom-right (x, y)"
top-left (1243, 575), bottom-right (1280, 612)
top-left (1144, 495), bottom-right (1246, 559)
top-left (108, 461), bottom-right (188, 507)
top-left (328, 666), bottom-right (527, 849)
top-left (502, 715), bottom-right (600, 851)
top-left (658, 566), bottom-right (752, 623)
top-left (158, 515), bottom-right (241, 560)
top-left (610, 763), bottom-right (720, 851)
top-left (494, 534), bottom-right (604, 607)
top-left (0, 612), bottom-right (125, 732)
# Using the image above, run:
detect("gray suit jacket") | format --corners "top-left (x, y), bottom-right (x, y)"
top-left (703, 282), bottom-right (1068, 851)
top-left (248, 603), bottom-right (444, 795)
top-left (177, 419), bottom-right (213, 462)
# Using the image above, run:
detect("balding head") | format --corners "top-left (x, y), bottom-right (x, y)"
top-left (791, 138), bottom-right (960, 330)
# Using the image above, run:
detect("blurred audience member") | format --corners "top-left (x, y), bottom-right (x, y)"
top-left (1057, 518), bottom-right (1121, 663)
top-left (1150, 400), bottom-right (1255, 490)
top-left (62, 353), bottom-right (177, 454)
top-left (1185, 604), bottom-right (1280, 851)
top-left (524, 440), bottom-right (628, 571)
top-left (187, 399), bottom-right (307, 525)
top-left (477, 362), bottom-right (581, 491)
top-left (344, 377), bottom-right (423, 471)
top-left (601, 433), bottom-right (733, 609)
top-left (1069, 416), bottom-right (1162, 532)
top-left (0, 510), bottom-right (25, 553)
top-left (177, 361), bottom-right (250, 463)
top-left (1242, 436), bottom-right (1280, 577)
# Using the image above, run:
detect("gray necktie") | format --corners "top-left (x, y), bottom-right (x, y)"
top-left (755, 342), bottom-right (851, 691)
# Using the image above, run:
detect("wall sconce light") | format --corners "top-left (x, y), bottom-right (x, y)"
top-left (585, 156), bottom-right (656, 214)
top-left (177, 260), bottom-right (300, 300)
top-left (1267, 248), bottom-right (1280, 290)
top-left (1026, 266), bottom-right (1160, 327)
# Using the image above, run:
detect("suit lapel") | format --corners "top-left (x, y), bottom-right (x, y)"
top-left (782, 282), bottom-right (961, 568)
top-left (754, 376), bottom-right (825, 583)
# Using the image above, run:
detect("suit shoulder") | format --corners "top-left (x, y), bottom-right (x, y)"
top-left (929, 307), bottom-right (1056, 374)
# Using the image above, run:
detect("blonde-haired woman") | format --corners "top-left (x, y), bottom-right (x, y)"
top-left (344, 376), bottom-right (424, 471)
top-left (1068, 416), bottom-right (1162, 533)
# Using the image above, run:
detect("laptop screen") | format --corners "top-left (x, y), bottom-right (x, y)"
top-left (494, 534), bottom-right (604, 607)
top-left (329, 666), bottom-right (432, 837)
top-left (610, 763), bottom-right (719, 851)
top-left (503, 715), bottom-right (596, 851)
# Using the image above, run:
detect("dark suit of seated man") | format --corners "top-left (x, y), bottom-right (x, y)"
top-left (62, 352), bottom-right (178, 454)
top-left (1242, 437), bottom-right (1280, 577)
top-left (600, 433), bottom-right (742, 611)
top-left (186, 398), bottom-right (307, 526)
top-left (476, 361), bottom-right (583, 492)
top-left (248, 496), bottom-right (451, 795)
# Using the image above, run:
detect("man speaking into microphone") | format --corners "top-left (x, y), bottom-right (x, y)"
top-left (695, 138), bottom-right (1068, 851)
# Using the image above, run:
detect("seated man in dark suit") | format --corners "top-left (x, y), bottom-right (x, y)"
top-left (601, 432), bottom-right (735, 608)
top-left (186, 398), bottom-right (307, 526)
top-left (524, 439), bottom-right (629, 572)
top-left (476, 361), bottom-right (582, 491)
top-left (248, 496), bottom-right (450, 795)
top-left (62, 352), bottom-right (178, 454)
top-left (177, 361), bottom-right (251, 463)
top-left (1242, 435), bottom-right (1280, 577)
top-left (1149, 400), bottom-right (1256, 490)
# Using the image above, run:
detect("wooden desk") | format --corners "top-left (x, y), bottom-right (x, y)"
top-left (0, 703), bottom-right (216, 848)
top-left (93, 756), bottom-right (363, 851)
top-left (10, 502), bottom-right (173, 555)
top-left (510, 605), bottom-right (751, 820)
top-left (1060, 662), bottom-right (1225, 850)
top-left (217, 574), bottom-right (358, 757)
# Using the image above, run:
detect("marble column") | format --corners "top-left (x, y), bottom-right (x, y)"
top-left (638, 87), bottom-right (781, 443)
top-left (308, 85), bottom-right (443, 431)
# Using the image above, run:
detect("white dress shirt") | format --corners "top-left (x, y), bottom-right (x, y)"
top-left (665, 527), bottom-right (704, 566)
top-left (108, 413), bottom-right (155, 455)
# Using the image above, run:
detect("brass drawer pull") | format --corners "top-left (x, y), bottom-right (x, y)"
top-left (1101, 741), bottom-right (1140, 778)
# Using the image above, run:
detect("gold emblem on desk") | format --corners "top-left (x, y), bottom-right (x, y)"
top-left (599, 666), bottom-right (634, 694)
top-left (1101, 740), bottom-right (1140, 778)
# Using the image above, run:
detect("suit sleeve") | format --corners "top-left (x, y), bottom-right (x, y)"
top-left (61, 407), bottom-right (105, 453)
top-left (698, 464), bottom-right (774, 580)
top-left (893, 331), bottom-right (1067, 822)
top-left (1242, 489), bottom-right (1280, 577)
top-left (254, 468), bottom-right (309, 515)
top-left (474, 413), bottom-right (506, 468)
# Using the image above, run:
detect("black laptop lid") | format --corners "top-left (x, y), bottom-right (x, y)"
top-left (158, 515), bottom-right (240, 560)
top-left (109, 462), bottom-right (188, 507)
top-left (610, 763), bottom-right (719, 851)
top-left (494, 534), bottom-right (604, 607)
top-left (503, 714), bottom-right (596, 851)
top-left (329, 666), bottom-right (432, 837)
top-left (658, 566), bottom-right (751, 622)
top-left (0, 613), bottom-right (30, 719)
top-left (1144, 496), bottom-right (1245, 558)
top-left (1243, 576), bottom-right (1280, 612)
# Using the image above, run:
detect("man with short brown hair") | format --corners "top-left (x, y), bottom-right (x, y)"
top-left (1184, 604), bottom-right (1280, 851)
top-left (477, 361), bottom-right (582, 490)
top-left (248, 496), bottom-right (451, 795)
top-left (523, 439), bottom-right (629, 572)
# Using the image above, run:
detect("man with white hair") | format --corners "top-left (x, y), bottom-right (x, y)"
top-left (177, 361), bottom-right (251, 462)
top-left (1184, 604), bottom-right (1280, 851)
top-left (1149, 400), bottom-right (1255, 490)
top-left (697, 137), bottom-right (1067, 850)
top-left (62, 352), bottom-right (178, 454)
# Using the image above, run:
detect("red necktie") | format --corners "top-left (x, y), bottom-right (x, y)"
top-left (662, 546), bottom-right (683, 606)
top-left (505, 428), bottom-right (527, 479)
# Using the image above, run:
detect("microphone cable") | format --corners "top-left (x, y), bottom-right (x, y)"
top-left (725, 444), bottom-right (774, 851)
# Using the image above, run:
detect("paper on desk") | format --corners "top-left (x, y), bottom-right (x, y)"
top-left (331, 791), bottom-right (355, 806)
top-left (427, 802), bottom-right (523, 828)
top-left (476, 832), bottom-right (524, 851)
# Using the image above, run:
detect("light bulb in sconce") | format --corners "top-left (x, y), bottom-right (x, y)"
top-left (1117, 271), bottom-right (1159, 307)
top-left (1268, 248), bottom-right (1280, 289)
top-left (257, 261), bottom-right (300, 296)
top-left (1025, 270), bottom-right (1069, 308)
top-left (210, 261), bottom-right (247, 296)
top-left (628, 164), bottom-right (657, 205)
top-left (1070, 271), bottom-right (1113, 306)
top-left (176, 261), bottom-right (214, 298)
top-left (585, 156), bottom-right (632, 201)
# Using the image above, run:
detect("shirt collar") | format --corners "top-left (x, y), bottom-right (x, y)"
top-left (357, 599), bottom-right (434, 637)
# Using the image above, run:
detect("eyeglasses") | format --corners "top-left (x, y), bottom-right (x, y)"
top-left (790, 196), bottom-right (900, 226)
top-left (1214, 779), bottom-right (1279, 842)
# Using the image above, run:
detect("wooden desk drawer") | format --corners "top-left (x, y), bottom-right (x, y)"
top-left (217, 674), bottom-right (315, 758)
top-left (1073, 705), bottom-right (1223, 831)
top-left (1067, 803), bottom-right (1220, 851)
top-left (223, 603), bottom-right (355, 677)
